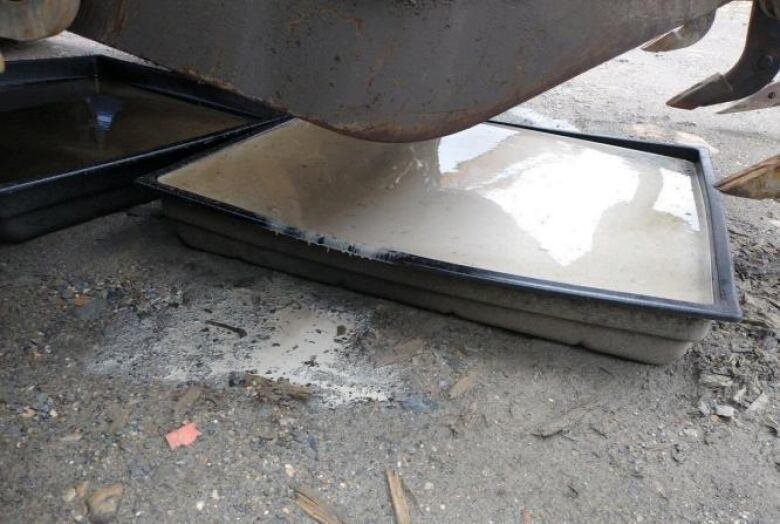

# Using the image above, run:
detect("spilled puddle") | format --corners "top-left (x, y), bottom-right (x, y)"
top-left (190, 305), bottom-right (390, 404)
top-left (92, 283), bottom-right (398, 406)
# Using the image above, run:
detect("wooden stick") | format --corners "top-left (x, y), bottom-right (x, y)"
top-left (295, 486), bottom-right (345, 524)
top-left (386, 469), bottom-right (412, 524)
top-left (716, 154), bottom-right (780, 200)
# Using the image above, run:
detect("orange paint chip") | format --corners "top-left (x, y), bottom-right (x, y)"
top-left (165, 422), bottom-right (201, 450)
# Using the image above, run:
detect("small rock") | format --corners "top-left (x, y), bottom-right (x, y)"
top-left (35, 393), bottom-right (53, 414)
top-left (681, 428), bottom-right (699, 441)
top-left (284, 464), bottom-right (295, 478)
top-left (196, 501), bottom-right (205, 511)
top-left (424, 482), bottom-right (434, 491)
top-left (699, 374), bottom-right (733, 388)
top-left (715, 405), bottom-right (735, 419)
top-left (86, 483), bottom-right (124, 524)
top-left (61, 431), bottom-right (83, 443)
top-left (62, 487), bottom-right (77, 503)
top-left (227, 371), bottom-right (244, 387)
top-left (746, 393), bottom-right (769, 414)
top-left (732, 387), bottom-right (747, 404)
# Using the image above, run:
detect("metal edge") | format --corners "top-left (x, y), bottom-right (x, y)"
top-left (487, 120), bottom-right (741, 322)
top-left (0, 55), bottom-right (286, 195)
top-left (137, 120), bottom-right (742, 322)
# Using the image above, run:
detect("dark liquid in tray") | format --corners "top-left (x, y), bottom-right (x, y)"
top-left (0, 78), bottom-right (249, 183)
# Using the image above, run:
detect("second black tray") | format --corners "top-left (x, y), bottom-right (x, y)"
top-left (0, 55), bottom-right (287, 242)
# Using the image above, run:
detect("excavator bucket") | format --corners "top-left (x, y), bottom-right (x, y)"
top-left (69, 0), bottom-right (731, 142)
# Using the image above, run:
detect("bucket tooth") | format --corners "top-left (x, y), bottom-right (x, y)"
top-left (667, 1), bottom-right (780, 110)
top-left (642, 10), bottom-right (716, 52)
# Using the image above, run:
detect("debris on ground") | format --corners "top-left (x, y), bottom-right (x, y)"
top-left (246, 374), bottom-right (313, 402)
top-left (447, 400), bottom-right (479, 436)
top-left (62, 486), bottom-right (77, 502)
top-left (205, 319), bottom-right (247, 338)
top-left (294, 486), bottom-right (345, 524)
top-left (86, 483), bottom-right (124, 524)
top-left (447, 369), bottom-right (479, 399)
top-left (746, 392), bottom-right (769, 414)
top-left (532, 406), bottom-right (591, 438)
top-left (106, 404), bottom-right (129, 435)
top-left (715, 405), bottom-right (735, 419)
top-left (386, 469), bottom-right (412, 524)
top-left (373, 338), bottom-right (424, 367)
top-left (173, 386), bottom-right (203, 420)
top-left (699, 373), bottom-right (733, 388)
top-left (766, 417), bottom-right (780, 436)
top-left (73, 294), bottom-right (90, 307)
top-left (165, 422), bottom-right (201, 450)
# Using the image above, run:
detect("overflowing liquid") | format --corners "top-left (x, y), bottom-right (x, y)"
top-left (160, 119), bottom-right (714, 304)
top-left (0, 78), bottom-right (249, 183)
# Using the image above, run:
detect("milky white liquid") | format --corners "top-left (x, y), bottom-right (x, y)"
top-left (160, 119), bottom-right (714, 304)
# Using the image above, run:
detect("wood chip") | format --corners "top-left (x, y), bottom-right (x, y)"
top-left (448, 370), bottom-right (479, 399)
top-left (75, 481), bottom-right (90, 499)
top-left (294, 486), bottom-right (345, 524)
top-left (715, 154), bottom-right (780, 200)
top-left (386, 469), bottom-right (411, 524)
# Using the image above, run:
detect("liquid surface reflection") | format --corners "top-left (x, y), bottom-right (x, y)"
top-left (1, 79), bottom-right (249, 183)
top-left (161, 120), bottom-right (713, 304)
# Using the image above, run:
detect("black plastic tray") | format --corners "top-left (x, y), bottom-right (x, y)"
top-left (139, 120), bottom-right (741, 364)
top-left (0, 55), bottom-right (287, 242)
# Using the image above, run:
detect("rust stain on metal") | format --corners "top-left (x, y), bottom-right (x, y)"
top-left (101, 0), bottom-right (128, 42)
top-left (174, 67), bottom-right (241, 94)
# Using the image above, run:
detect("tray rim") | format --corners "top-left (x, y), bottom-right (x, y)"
top-left (0, 54), bottom-right (287, 195)
top-left (138, 119), bottom-right (742, 323)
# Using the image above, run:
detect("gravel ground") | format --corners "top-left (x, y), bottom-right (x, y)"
top-left (1, 4), bottom-right (779, 523)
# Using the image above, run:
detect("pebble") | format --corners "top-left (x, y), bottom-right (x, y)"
top-left (746, 393), bottom-right (769, 414)
top-left (424, 482), bottom-right (434, 491)
top-left (699, 374), bottom-right (733, 388)
top-left (62, 487), bottom-right (77, 503)
top-left (196, 501), bottom-right (205, 511)
top-left (715, 405), bottom-right (735, 419)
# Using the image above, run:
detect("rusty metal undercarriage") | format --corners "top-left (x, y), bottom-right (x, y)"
top-left (1, 0), bottom-right (778, 198)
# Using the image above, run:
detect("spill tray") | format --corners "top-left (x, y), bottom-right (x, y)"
top-left (140, 119), bottom-right (740, 364)
top-left (0, 55), bottom-right (286, 241)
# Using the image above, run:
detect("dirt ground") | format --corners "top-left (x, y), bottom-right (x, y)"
top-left (1, 3), bottom-right (779, 523)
